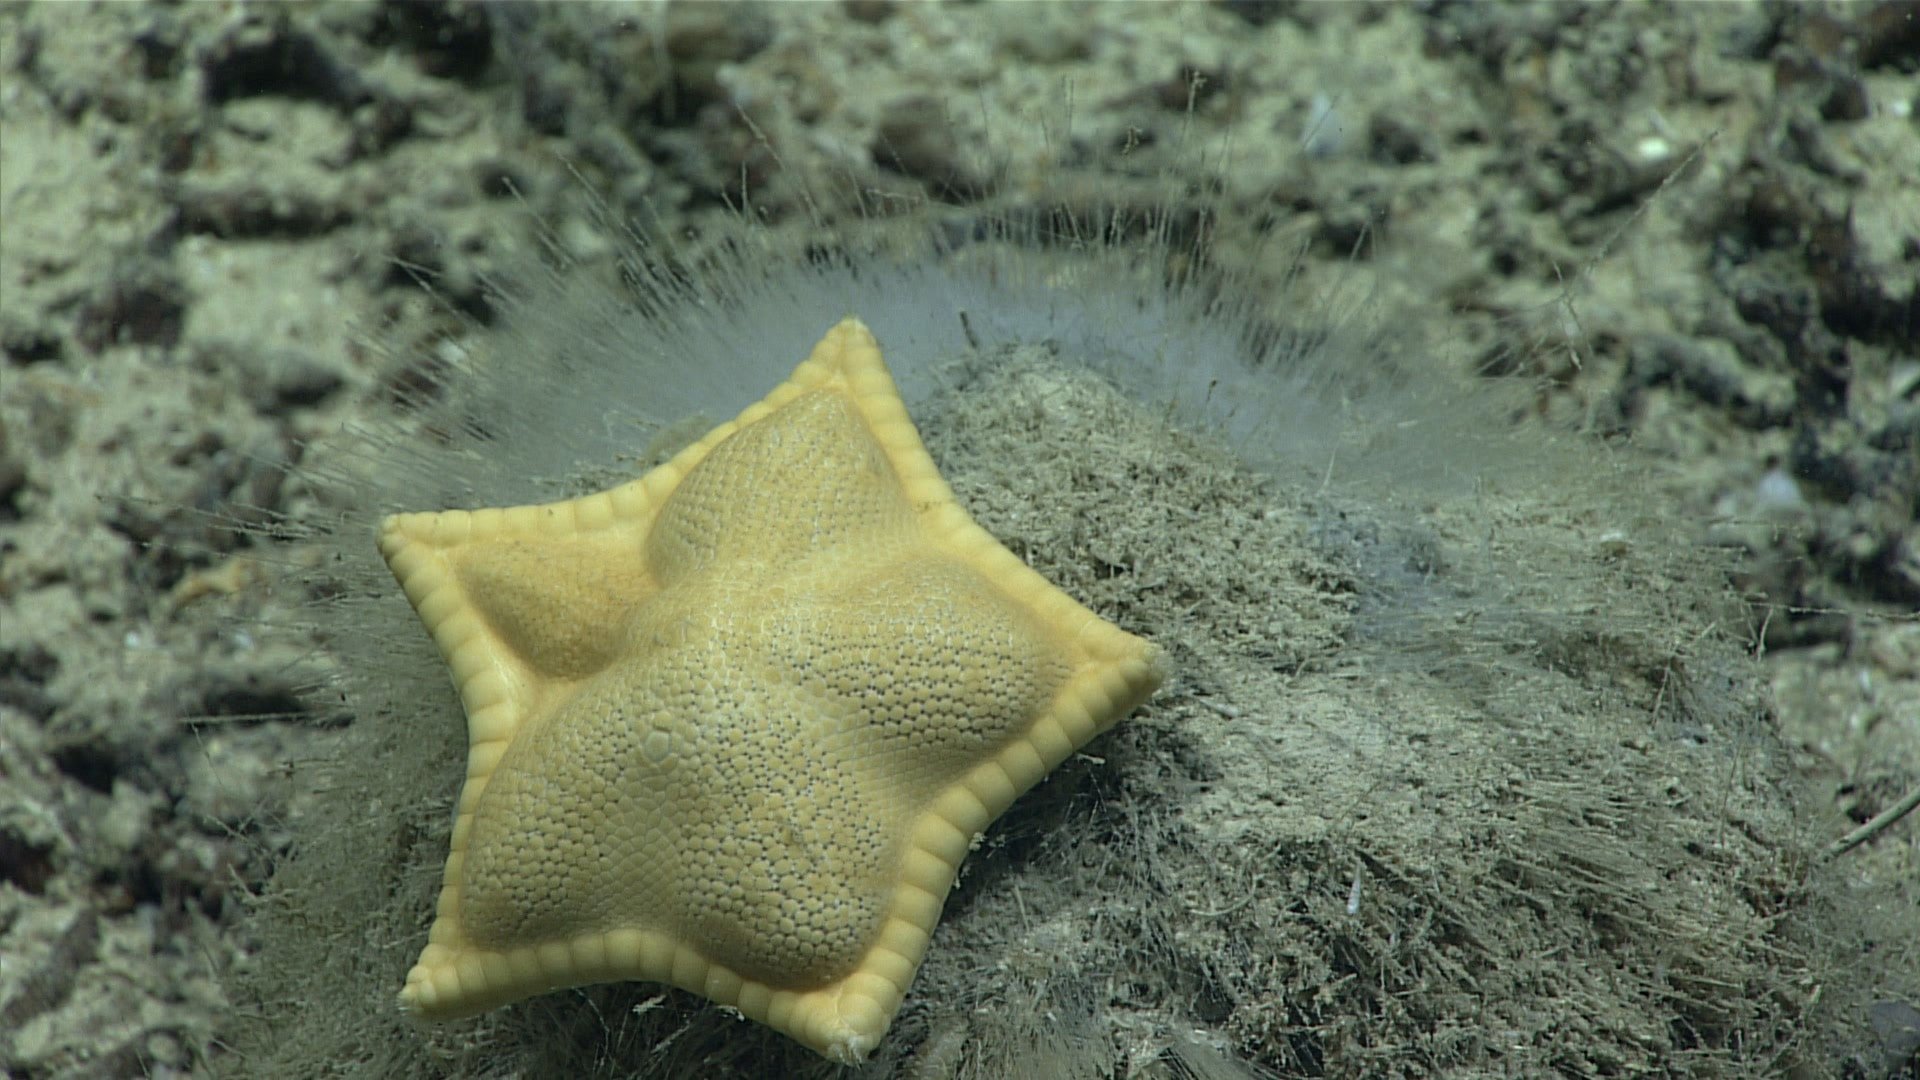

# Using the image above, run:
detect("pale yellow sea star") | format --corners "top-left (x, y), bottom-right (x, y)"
top-left (376, 316), bottom-right (1167, 1061)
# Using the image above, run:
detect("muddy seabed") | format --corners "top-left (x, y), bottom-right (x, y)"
top-left (1, 3), bottom-right (1915, 1078)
